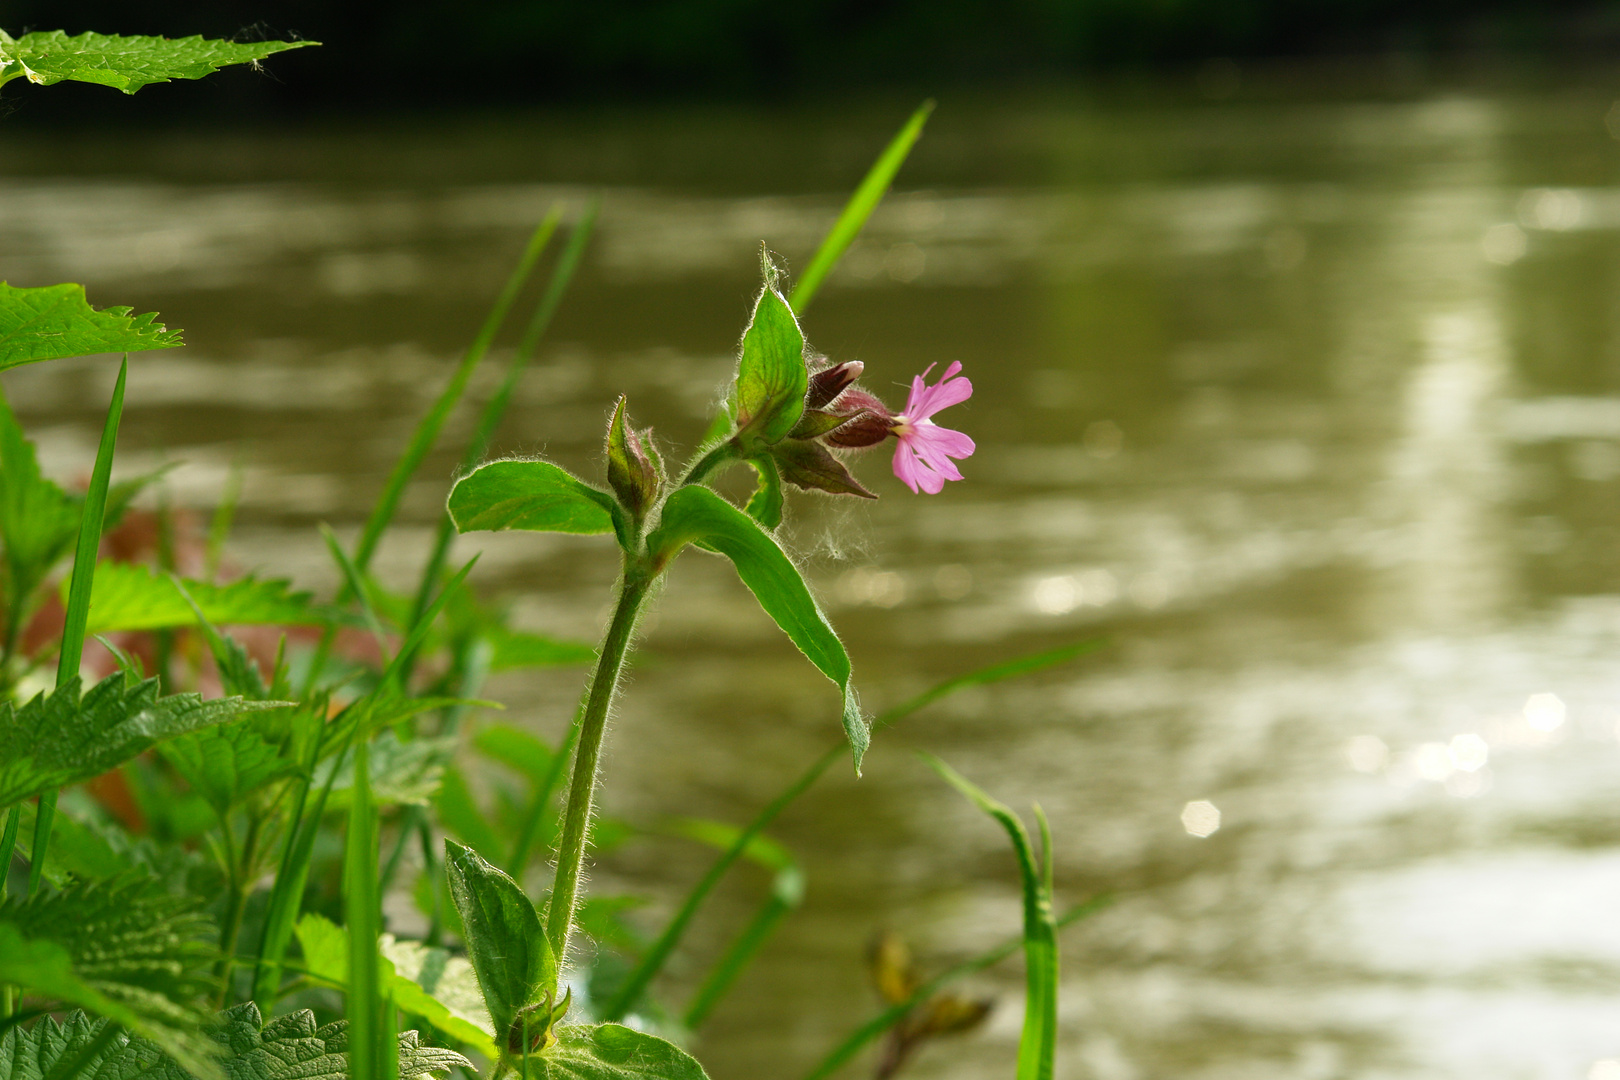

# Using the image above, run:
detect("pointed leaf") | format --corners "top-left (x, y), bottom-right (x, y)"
top-left (0, 282), bottom-right (181, 369)
top-left (649, 485), bottom-right (865, 772)
top-left (733, 283), bottom-right (808, 446)
top-left (444, 840), bottom-right (556, 1043)
top-left (0, 673), bottom-right (286, 810)
top-left (0, 33), bottom-right (316, 95)
top-left (315, 734), bottom-right (457, 810)
top-left (525, 1024), bottom-right (709, 1080)
top-left (449, 460), bottom-right (617, 537)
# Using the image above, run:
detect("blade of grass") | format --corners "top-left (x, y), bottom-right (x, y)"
top-left (506, 700), bottom-right (582, 880)
top-left (345, 739), bottom-right (381, 1080)
top-left (352, 213), bottom-right (558, 574)
top-left (0, 805), bottom-right (18, 901)
top-left (28, 357), bottom-right (125, 897)
top-left (682, 865), bottom-right (802, 1029)
top-left (797, 896), bottom-right (1107, 1080)
top-left (598, 638), bottom-right (1103, 1021)
top-left (789, 102), bottom-right (933, 313)
top-left (399, 202), bottom-right (596, 682)
top-left (920, 755), bottom-right (1056, 1080)
top-left (204, 456), bottom-right (245, 582)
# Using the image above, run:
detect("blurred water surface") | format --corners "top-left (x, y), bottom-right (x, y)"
top-left (7, 84), bottom-right (1620, 1078)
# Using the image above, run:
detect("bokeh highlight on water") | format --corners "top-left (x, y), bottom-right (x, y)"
top-left (7, 86), bottom-right (1620, 1077)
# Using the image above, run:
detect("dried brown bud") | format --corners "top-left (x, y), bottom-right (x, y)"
top-left (805, 360), bottom-right (865, 410)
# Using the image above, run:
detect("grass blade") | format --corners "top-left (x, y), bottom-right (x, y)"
top-left (789, 101), bottom-right (933, 313)
top-left (920, 755), bottom-right (1056, 1080)
top-left (345, 739), bottom-right (382, 1080)
top-left (598, 638), bottom-right (1102, 1021)
top-left (29, 357), bottom-right (125, 897)
top-left (351, 211), bottom-right (558, 574)
top-left (204, 456), bottom-right (245, 582)
top-left (797, 897), bottom-right (1107, 1080)
top-left (506, 701), bottom-right (582, 880)
top-left (0, 804), bottom-right (18, 901)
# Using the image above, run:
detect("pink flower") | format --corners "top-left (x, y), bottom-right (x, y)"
top-left (891, 361), bottom-right (974, 494)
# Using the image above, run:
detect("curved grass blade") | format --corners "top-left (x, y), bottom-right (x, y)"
top-left (345, 740), bottom-right (382, 1080)
top-left (597, 638), bottom-right (1103, 1022)
top-left (28, 358), bottom-right (124, 898)
top-left (919, 755), bottom-right (1056, 1080)
top-left (789, 101), bottom-right (933, 313)
top-left (797, 897), bottom-right (1107, 1080)
top-left (352, 213), bottom-right (557, 575)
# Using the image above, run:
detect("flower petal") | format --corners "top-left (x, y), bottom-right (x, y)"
top-left (911, 374), bottom-right (973, 421)
top-left (910, 423), bottom-right (975, 464)
top-left (892, 439), bottom-right (923, 493)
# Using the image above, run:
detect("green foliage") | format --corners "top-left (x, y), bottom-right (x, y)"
top-left (649, 485), bottom-right (865, 772)
top-left (731, 271), bottom-right (808, 449)
top-left (84, 564), bottom-right (333, 633)
top-left (444, 840), bottom-right (557, 1048)
top-left (294, 914), bottom-right (498, 1061)
top-left (0, 32), bottom-right (315, 94)
top-left (522, 1025), bottom-right (709, 1080)
top-left (159, 720), bottom-right (298, 817)
top-left (0, 876), bottom-right (217, 1078)
top-left (342, 741), bottom-right (383, 1080)
top-left (0, 1003), bottom-right (467, 1080)
top-left (0, 672), bottom-right (283, 810)
top-left (789, 102), bottom-right (934, 313)
top-left (315, 734), bottom-right (456, 810)
top-left (742, 457), bottom-right (783, 531)
top-left (920, 756), bottom-right (1058, 1080)
top-left (0, 389), bottom-right (79, 641)
top-left (448, 461), bottom-right (618, 538)
top-left (0, 283), bottom-right (181, 370)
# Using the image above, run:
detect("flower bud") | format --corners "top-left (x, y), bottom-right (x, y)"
top-left (819, 388), bottom-right (898, 448)
top-left (606, 396), bottom-right (660, 518)
top-left (805, 360), bottom-right (865, 410)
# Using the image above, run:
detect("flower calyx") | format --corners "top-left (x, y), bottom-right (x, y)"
top-left (606, 396), bottom-right (662, 523)
top-left (506, 986), bottom-right (572, 1057)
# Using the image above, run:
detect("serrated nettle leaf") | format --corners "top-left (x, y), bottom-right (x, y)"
top-left (0, 282), bottom-right (181, 369)
top-left (294, 914), bottom-right (499, 1062)
top-left (733, 285), bottom-right (808, 447)
top-left (0, 32), bottom-right (316, 94)
top-left (83, 563), bottom-right (335, 633)
top-left (770, 439), bottom-right (875, 499)
top-left (0, 673), bottom-right (289, 810)
top-left (522, 1024), bottom-right (710, 1080)
top-left (743, 456), bottom-right (784, 530)
top-left (0, 875), bottom-right (218, 1079)
top-left (159, 719), bottom-right (299, 816)
top-left (605, 397), bottom-right (659, 520)
top-left (444, 840), bottom-right (557, 1045)
top-left (649, 486), bottom-right (868, 773)
top-left (0, 1003), bottom-right (467, 1080)
top-left (449, 460), bottom-right (618, 538)
top-left (314, 733), bottom-right (457, 810)
top-left (379, 935), bottom-right (496, 1050)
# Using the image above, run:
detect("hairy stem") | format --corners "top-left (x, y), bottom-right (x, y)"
top-left (543, 564), bottom-right (651, 978)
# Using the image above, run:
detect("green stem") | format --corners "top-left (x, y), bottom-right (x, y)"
top-left (217, 812), bottom-right (262, 1006)
top-left (543, 564), bottom-right (651, 977)
top-left (678, 442), bottom-right (735, 489)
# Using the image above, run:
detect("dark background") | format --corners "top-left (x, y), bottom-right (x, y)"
top-left (6, 0), bottom-right (1620, 122)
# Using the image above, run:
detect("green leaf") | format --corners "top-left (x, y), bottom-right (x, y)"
top-left (0, 32), bottom-right (316, 94)
top-left (448, 460), bottom-right (617, 537)
top-left (472, 726), bottom-right (554, 783)
top-left (82, 563), bottom-right (334, 633)
top-left (159, 719), bottom-right (298, 816)
top-left (524, 1024), bottom-right (709, 1080)
top-left (0, 875), bottom-right (217, 1079)
top-left (919, 755), bottom-right (1057, 1080)
top-left (315, 734), bottom-right (457, 810)
top-left (0, 1003), bottom-right (469, 1080)
top-left (733, 279), bottom-right (808, 447)
top-left (294, 915), bottom-right (499, 1062)
top-left (743, 457), bottom-right (783, 530)
top-left (0, 387), bottom-right (79, 633)
top-left (444, 840), bottom-right (556, 1045)
top-left (0, 283), bottom-right (181, 369)
top-left (790, 101), bottom-right (934, 313)
top-left (379, 936), bottom-right (497, 1056)
top-left (649, 485), bottom-right (865, 772)
top-left (0, 673), bottom-right (284, 811)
